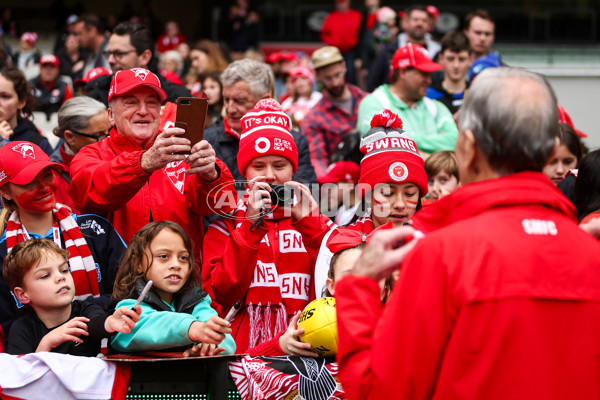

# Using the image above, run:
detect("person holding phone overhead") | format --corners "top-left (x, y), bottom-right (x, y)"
top-left (174, 96), bottom-right (208, 149)
top-left (69, 68), bottom-right (237, 268)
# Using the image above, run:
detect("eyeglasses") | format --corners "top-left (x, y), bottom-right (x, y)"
top-left (70, 129), bottom-right (109, 142)
top-left (103, 49), bottom-right (136, 60)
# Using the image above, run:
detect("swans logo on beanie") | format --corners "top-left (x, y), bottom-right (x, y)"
top-left (389, 162), bottom-right (409, 182)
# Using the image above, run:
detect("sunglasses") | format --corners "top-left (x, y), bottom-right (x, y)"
top-left (70, 129), bottom-right (109, 142)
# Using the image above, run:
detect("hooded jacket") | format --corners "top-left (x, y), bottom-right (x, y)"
top-left (337, 172), bottom-right (600, 400)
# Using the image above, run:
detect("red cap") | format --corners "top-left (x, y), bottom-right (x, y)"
top-left (390, 43), bottom-right (442, 73)
top-left (557, 105), bottom-right (588, 138)
top-left (317, 161), bottom-right (360, 184)
top-left (426, 5), bottom-right (440, 20)
top-left (266, 52), bottom-right (282, 64)
top-left (279, 51), bottom-right (299, 62)
top-left (288, 65), bottom-right (315, 85)
top-left (108, 68), bottom-right (167, 104)
top-left (0, 142), bottom-right (66, 189)
top-left (74, 67), bottom-right (111, 87)
top-left (40, 54), bottom-right (59, 67)
top-left (20, 32), bottom-right (38, 46)
top-left (237, 99), bottom-right (298, 175)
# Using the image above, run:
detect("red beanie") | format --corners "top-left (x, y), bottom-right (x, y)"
top-left (237, 99), bottom-right (299, 175)
top-left (359, 110), bottom-right (428, 195)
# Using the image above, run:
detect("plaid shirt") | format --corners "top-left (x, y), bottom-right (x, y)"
top-left (301, 84), bottom-right (367, 178)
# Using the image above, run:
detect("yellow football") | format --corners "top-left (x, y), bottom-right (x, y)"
top-left (298, 297), bottom-right (337, 356)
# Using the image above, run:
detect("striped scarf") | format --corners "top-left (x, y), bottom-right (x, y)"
top-left (6, 204), bottom-right (100, 300)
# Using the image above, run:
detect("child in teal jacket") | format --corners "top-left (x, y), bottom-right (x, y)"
top-left (111, 221), bottom-right (235, 355)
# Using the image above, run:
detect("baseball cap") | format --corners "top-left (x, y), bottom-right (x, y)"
top-left (108, 68), bottom-right (167, 104)
top-left (288, 65), bottom-right (315, 85)
top-left (317, 161), bottom-right (361, 184)
top-left (426, 5), bottom-right (440, 20)
top-left (40, 54), bottom-right (59, 67)
top-left (468, 53), bottom-right (502, 82)
top-left (311, 46), bottom-right (344, 70)
top-left (74, 67), bottom-right (111, 88)
top-left (266, 52), bottom-right (282, 64)
top-left (390, 43), bottom-right (442, 73)
top-left (20, 32), bottom-right (38, 47)
top-left (0, 142), bottom-right (66, 189)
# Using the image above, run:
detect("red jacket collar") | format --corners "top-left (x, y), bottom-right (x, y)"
top-left (224, 118), bottom-right (240, 140)
top-left (59, 144), bottom-right (74, 166)
top-left (107, 126), bottom-right (153, 154)
top-left (410, 172), bottom-right (576, 233)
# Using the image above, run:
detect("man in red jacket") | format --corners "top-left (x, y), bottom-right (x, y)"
top-left (336, 67), bottom-right (600, 399)
top-left (320, 0), bottom-right (362, 84)
top-left (69, 68), bottom-right (236, 261)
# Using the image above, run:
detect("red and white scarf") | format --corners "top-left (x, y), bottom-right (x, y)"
top-left (6, 204), bottom-right (100, 300)
top-left (234, 191), bottom-right (315, 348)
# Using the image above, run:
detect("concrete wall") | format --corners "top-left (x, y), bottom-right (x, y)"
top-left (544, 75), bottom-right (600, 151)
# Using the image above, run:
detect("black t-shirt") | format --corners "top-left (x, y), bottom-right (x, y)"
top-left (6, 300), bottom-right (109, 356)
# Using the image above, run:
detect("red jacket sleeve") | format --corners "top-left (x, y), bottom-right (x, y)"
top-left (247, 332), bottom-right (285, 357)
top-left (290, 210), bottom-right (335, 259)
top-left (202, 218), bottom-right (268, 308)
top-left (69, 145), bottom-right (151, 214)
top-left (336, 240), bottom-right (450, 399)
top-left (185, 158), bottom-right (237, 217)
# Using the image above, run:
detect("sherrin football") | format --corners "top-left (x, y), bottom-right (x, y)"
top-left (298, 297), bottom-right (337, 356)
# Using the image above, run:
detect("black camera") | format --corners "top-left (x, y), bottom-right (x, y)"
top-left (270, 184), bottom-right (295, 206)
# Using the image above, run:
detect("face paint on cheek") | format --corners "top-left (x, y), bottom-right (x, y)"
top-left (405, 199), bottom-right (418, 211)
top-left (372, 200), bottom-right (391, 219)
top-left (14, 179), bottom-right (57, 212)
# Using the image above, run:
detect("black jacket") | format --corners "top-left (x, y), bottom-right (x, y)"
top-left (85, 71), bottom-right (191, 107)
top-left (10, 118), bottom-right (53, 155)
top-left (0, 213), bottom-right (127, 342)
top-left (128, 279), bottom-right (209, 314)
top-left (6, 300), bottom-right (109, 356)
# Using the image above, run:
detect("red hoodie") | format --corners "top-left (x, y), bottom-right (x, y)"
top-left (337, 172), bottom-right (600, 400)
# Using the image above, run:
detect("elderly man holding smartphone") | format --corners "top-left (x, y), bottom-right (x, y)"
top-left (69, 68), bottom-right (237, 259)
